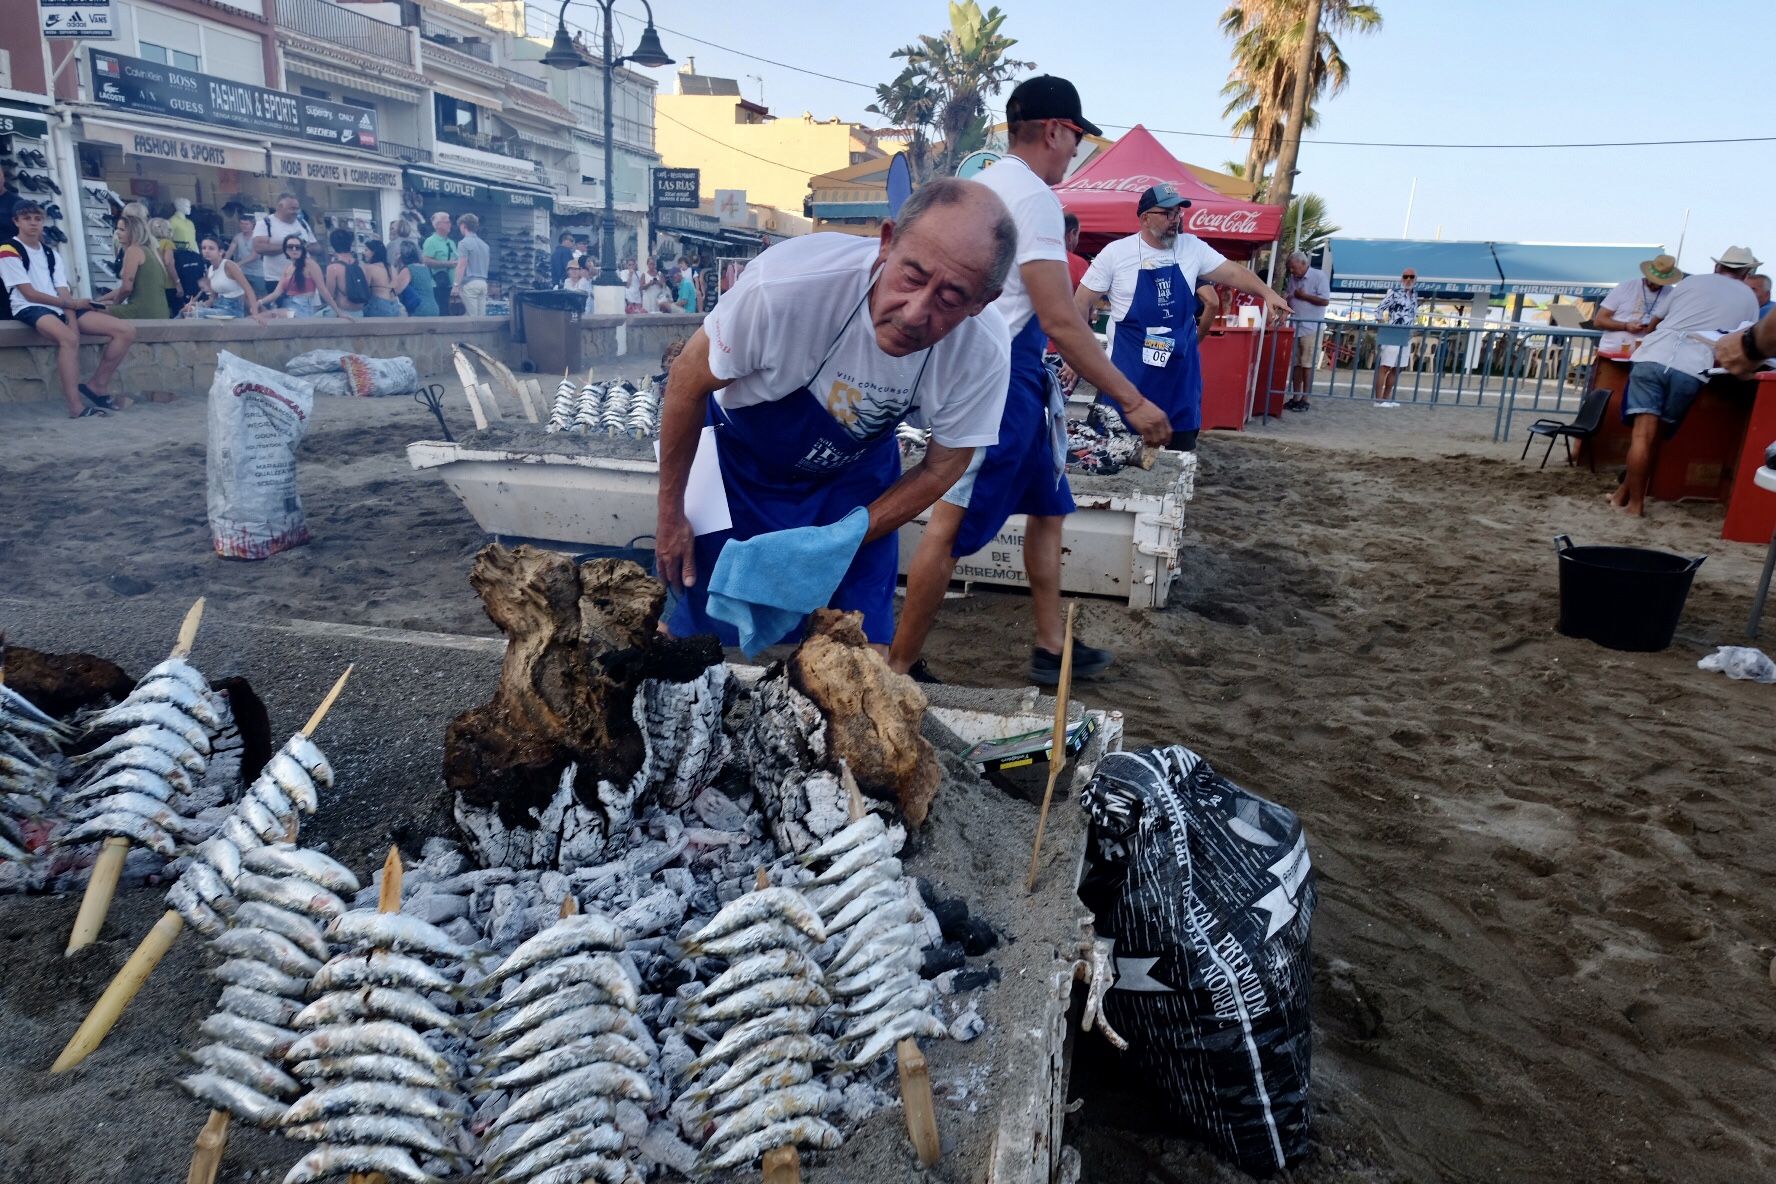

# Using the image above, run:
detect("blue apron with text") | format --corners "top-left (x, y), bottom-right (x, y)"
top-left (668, 288), bottom-right (930, 648)
top-left (1103, 255), bottom-right (1202, 434)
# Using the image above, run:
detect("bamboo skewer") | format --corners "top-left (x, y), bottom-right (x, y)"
top-left (762, 1145), bottom-right (801, 1184)
top-left (1026, 603), bottom-right (1077, 894)
top-left (184, 1108), bottom-right (231, 1184)
top-left (65, 598), bottom-right (206, 955)
top-left (347, 846), bottom-right (404, 1184)
top-left (51, 667), bottom-right (353, 1074)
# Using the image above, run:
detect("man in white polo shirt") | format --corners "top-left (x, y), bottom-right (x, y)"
top-left (654, 178), bottom-right (1015, 649)
top-left (249, 193), bottom-right (316, 298)
top-left (891, 75), bottom-right (1171, 687)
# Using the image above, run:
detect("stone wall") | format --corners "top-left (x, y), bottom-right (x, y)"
top-left (0, 311), bottom-right (708, 405)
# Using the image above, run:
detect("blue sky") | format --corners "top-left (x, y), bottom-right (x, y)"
top-left (611, 0), bottom-right (1771, 273)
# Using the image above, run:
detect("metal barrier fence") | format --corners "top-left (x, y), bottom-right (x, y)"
top-left (1254, 319), bottom-right (1605, 441)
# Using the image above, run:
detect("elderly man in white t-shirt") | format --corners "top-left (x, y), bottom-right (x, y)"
top-left (1610, 246), bottom-right (1760, 516)
top-left (892, 75), bottom-right (1174, 687)
top-left (1282, 249), bottom-right (1331, 409)
top-left (655, 178), bottom-right (1015, 650)
top-left (1594, 253), bottom-right (1684, 353)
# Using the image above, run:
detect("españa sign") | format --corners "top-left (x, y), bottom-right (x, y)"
top-left (90, 49), bottom-right (379, 149)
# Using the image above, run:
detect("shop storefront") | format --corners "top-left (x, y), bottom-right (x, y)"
top-left (71, 47), bottom-right (402, 287)
top-left (1, 104), bottom-right (76, 275)
top-left (405, 167), bottom-right (556, 295)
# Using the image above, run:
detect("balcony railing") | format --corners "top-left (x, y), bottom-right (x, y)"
top-left (374, 139), bottom-right (430, 163)
top-left (279, 0), bottom-right (414, 67)
top-left (501, 67), bottom-right (547, 93)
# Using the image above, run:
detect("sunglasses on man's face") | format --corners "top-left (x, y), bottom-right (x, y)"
top-left (1402, 273), bottom-right (1416, 280)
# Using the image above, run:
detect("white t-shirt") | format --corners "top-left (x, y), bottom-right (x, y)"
top-left (1631, 273), bottom-right (1759, 375)
top-left (1597, 277), bottom-right (1673, 352)
top-left (257, 212), bottom-right (316, 283)
top-left (1080, 232), bottom-right (1228, 324)
top-left (972, 154), bottom-right (1066, 337)
top-left (704, 233), bottom-right (1009, 449)
top-left (1284, 266), bottom-right (1331, 323)
top-left (0, 238), bottom-right (65, 315)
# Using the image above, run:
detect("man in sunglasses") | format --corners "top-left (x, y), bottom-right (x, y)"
top-left (892, 75), bottom-right (1167, 686)
top-left (1073, 183), bottom-right (1290, 446)
top-left (1372, 268), bottom-right (1420, 406)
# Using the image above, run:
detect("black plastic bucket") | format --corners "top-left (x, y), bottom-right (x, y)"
top-left (1554, 535), bottom-right (1705, 652)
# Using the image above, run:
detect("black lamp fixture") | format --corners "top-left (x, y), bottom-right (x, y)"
top-left (542, 0), bottom-right (674, 299)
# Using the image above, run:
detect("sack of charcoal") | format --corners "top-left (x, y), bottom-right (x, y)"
top-left (1078, 744), bottom-right (1317, 1176)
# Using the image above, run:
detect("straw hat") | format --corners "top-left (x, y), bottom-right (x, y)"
top-left (1712, 245), bottom-right (1762, 270)
top-left (1639, 253), bottom-right (1684, 286)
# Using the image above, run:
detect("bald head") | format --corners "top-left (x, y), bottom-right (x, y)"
top-left (869, 178), bottom-right (1014, 356)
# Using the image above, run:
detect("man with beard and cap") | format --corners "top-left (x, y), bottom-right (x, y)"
top-left (654, 177), bottom-right (1016, 652)
top-left (1074, 183), bottom-right (1289, 447)
top-left (891, 75), bottom-right (1172, 687)
top-left (1594, 253), bottom-right (1685, 354)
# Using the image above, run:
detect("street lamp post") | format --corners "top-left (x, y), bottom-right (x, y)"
top-left (543, 0), bottom-right (672, 315)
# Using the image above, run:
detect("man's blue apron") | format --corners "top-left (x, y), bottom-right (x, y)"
top-left (1102, 251), bottom-right (1201, 434)
top-left (669, 278), bottom-right (930, 647)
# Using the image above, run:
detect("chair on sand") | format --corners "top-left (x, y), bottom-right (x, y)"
top-left (1520, 386), bottom-right (1611, 471)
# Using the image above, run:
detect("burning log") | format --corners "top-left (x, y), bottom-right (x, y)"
top-left (444, 544), bottom-right (727, 871)
top-left (747, 610), bottom-right (942, 853)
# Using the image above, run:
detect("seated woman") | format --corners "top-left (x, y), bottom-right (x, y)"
top-left (359, 240), bottom-right (403, 318)
top-left (392, 240), bottom-right (438, 317)
top-left (187, 233), bottom-right (264, 320)
top-left (101, 213), bottom-right (171, 320)
top-left (324, 227), bottom-right (365, 318)
top-left (263, 235), bottom-right (339, 318)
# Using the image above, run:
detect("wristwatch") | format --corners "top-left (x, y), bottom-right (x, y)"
top-left (1746, 326), bottom-right (1769, 363)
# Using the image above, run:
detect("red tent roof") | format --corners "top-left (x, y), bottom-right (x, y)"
top-left (1054, 124), bottom-right (1283, 255)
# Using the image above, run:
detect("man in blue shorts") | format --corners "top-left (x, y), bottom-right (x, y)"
top-left (890, 76), bottom-right (1170, 686)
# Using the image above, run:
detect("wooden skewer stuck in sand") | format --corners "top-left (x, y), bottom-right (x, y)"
top-left (1025, 603), bottom-right (1076, 895)
top-left (51, 666), bottom-right (353, 1074)
top-left (66, 597), bottom-right (207, 956)
top-left (184, 1108), bottom-right (231, 1184)
top-left (347, 845), bottom-right (404, 1184)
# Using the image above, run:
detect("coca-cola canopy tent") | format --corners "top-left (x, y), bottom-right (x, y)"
top-left (1054, 124), bottom-right (1283, 257)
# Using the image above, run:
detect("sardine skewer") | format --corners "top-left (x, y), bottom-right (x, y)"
top-left (50, 666), bottom-right (353, 1075)
top-left (64, 597), bottom-right (206, 956)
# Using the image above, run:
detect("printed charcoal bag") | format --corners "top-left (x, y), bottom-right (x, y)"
top-left (1079, 744), bottom-right (1317, 1176)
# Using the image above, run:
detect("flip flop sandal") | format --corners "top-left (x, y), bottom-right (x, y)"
top-left (73, 406), bottom-right (108, 418)
top-left (78, 384), bottom-right (118, 412)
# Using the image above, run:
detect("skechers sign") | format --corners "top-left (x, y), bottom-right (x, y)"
top-left (89, 49), bottom-right (379, 149)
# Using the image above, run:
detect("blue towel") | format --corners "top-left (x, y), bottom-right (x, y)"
top-left (706, 507), bottom-right (870, 657)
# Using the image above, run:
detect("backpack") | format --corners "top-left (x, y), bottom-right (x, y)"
top-left (0, 236), bottom-right (57, 322)
top-left (341, 260), bottom-right (370, 306)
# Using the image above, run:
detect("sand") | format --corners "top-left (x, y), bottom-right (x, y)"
top-left (4, 390), bottom-right (1776, 1183)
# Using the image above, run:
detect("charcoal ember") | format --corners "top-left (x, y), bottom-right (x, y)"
top-left (926, 896), bottom-right (971, 941)
top-left (921, 941), bottom-right (966, 978)
top-left (742, 667), bottom-right (830, 854)
top-left (950, 965), bottom-right (999, 992)
top-left (690, 785), bottom-right (750, 832)
top-left (632, 664), bottom-right (733, 809)
top-left (960, 916), bottom-right (1000, 956)
top-left (640, 1125), bottom-right (698, 1174)
top-left (948, 1006), bottom-right (985, 1042)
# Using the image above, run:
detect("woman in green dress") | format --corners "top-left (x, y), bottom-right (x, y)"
top-left (102, 213), bottom-right (171, 320)
top-left (393, 240), bottom-right (438, 317)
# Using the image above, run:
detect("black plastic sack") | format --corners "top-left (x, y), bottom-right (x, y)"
top-left (1080, 745), bottom-right (1317, 1176)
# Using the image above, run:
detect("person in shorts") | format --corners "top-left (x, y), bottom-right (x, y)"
top-left (1371, 268), bottom-right (1419, 406)
top-left (1282, 249), bottom-right (1330, 410)
top-left (1, 201), bottom-right (137, 417)
top-left (1610, 248), bottom-right (1760, 516)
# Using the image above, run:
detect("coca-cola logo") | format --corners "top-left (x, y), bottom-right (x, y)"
top-left (1187, 208), bottom-right (1263, 235)
top-left (1056, 174), bottom-right (1163, 194)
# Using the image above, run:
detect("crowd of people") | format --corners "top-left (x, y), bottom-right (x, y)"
top-left (551, 232), bottom-right (703, 316)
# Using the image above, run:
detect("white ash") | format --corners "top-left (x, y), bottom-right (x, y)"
top-left (948, 1005), bottom-right (985, 1043)
top-left (742, 673), bottom-right (842, 855)
top-left (630, 667), bottom-right (733, 810)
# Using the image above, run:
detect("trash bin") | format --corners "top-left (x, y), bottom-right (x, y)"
top-left (1554, 535), bottom-right (1706, 652)
top-left (516, 289), bottom-right (586, 375)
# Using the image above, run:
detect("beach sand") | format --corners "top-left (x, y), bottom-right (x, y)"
top-left (3, 390), bottom-right (1775, 1183)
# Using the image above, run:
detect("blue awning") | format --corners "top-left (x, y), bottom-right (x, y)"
top-left (1326, 238), bottom-right (1500, 299)
top-left (1491, 242), bottom-right (1662, 299)
top-left (1327, 237), bottom-right (1668, 302)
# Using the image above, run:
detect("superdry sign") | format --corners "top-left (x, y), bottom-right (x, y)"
top-left (89, 49), bottom-right (379, 149)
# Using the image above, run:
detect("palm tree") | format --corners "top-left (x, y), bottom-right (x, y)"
top-left (1219, 1), bottom-right (1382, 184)
top-left (868, 2), bottom-right (1032, 182)
top-left (1281, 192), bottom-right (1338, 256)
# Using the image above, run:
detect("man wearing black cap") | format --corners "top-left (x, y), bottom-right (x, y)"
top-left (891, 75), bottom-right (1167, 686)
top-left (1074, 183), bottom-right (1289, 450)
